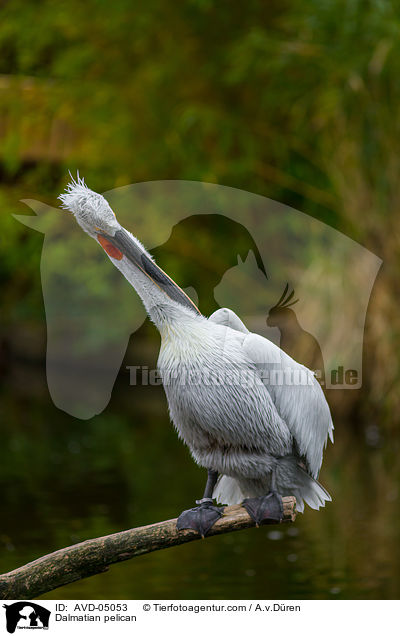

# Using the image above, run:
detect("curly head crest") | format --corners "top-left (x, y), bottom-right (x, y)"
top-left (58, 173), bottom-right (120, 237)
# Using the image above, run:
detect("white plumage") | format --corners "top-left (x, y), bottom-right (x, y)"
top-left (159, 306), bottom-right (333, 513)
top-left (59, 178), bottom-right (333, 516)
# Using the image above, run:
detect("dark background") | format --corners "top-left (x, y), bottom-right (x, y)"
top-left (0, 0), bottom-right (399, 599)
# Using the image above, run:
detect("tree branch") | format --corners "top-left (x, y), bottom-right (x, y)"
top-left (0, 497), bottom-right (296, 599)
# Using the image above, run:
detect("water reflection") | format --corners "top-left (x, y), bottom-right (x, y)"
top-left (0, 349), bottom-right (399, 600)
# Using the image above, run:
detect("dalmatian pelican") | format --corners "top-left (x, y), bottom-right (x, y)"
top-left (59, 176), bottom-right (333, 537)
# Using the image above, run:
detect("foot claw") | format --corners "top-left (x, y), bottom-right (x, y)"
top-left (242, 492), bottom-right (284, 525)
top-left (177, 501), bottom-right (224, 537)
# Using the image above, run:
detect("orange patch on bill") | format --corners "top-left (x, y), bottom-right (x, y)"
top-left (97, 234), bottom-right (123, 260)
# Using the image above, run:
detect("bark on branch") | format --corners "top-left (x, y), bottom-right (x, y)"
top-left (0, 497), bottom-right (296, 599)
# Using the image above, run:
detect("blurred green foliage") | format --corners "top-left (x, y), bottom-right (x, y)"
top-left (0, 0), bottom-right (399, 598)
top-left (0, 0), bottom-right (397, 363)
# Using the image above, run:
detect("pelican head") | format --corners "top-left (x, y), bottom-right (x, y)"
top-left (59, 176), bottom-right (200, 315)
top-left (58, 175), bottom-right (120, 239)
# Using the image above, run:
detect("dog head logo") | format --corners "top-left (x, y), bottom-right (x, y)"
top-left (3, 602), bottom-right (50, 633)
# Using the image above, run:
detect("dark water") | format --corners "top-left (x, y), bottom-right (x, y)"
top-left (1, 352), bottom-right (399, 600)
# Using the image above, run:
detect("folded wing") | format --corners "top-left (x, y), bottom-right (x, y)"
top-left (209, 307), bottom-right (334, 478)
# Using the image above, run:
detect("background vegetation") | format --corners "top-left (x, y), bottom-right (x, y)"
top-left (0, 0), bottom-right (399, 599)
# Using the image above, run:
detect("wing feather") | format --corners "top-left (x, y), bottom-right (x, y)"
top-left (209, 307), bottom-right (333, 476)
top-left (242, 330), bottom-right (333, 477)
top-left (208, 308), bottom-right (249, 333)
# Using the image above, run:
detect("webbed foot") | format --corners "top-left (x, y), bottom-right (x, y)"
top-left (242, 491), bottom-right (284, 525)
top-left (176, 498), bottom-right (224, 537)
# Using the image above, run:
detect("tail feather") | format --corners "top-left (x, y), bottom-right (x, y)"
top-left (292, 471), bottom-right (331, 513)
top-left (213, 463), bottom-right (331, 513)
top-left (213, 475), bottom-right (245, 505)
top-left (275, 460), bottom-right (331, 513)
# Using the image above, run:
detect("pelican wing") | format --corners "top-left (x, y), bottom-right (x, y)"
top-left (210, 308), bottom-right (333, 477)
top-left (242, 330), bottom-right (333, 477)
top-left (209, 308), bottom-right (249, 333)
top-left (210, 307), bottom-right (333, 476)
